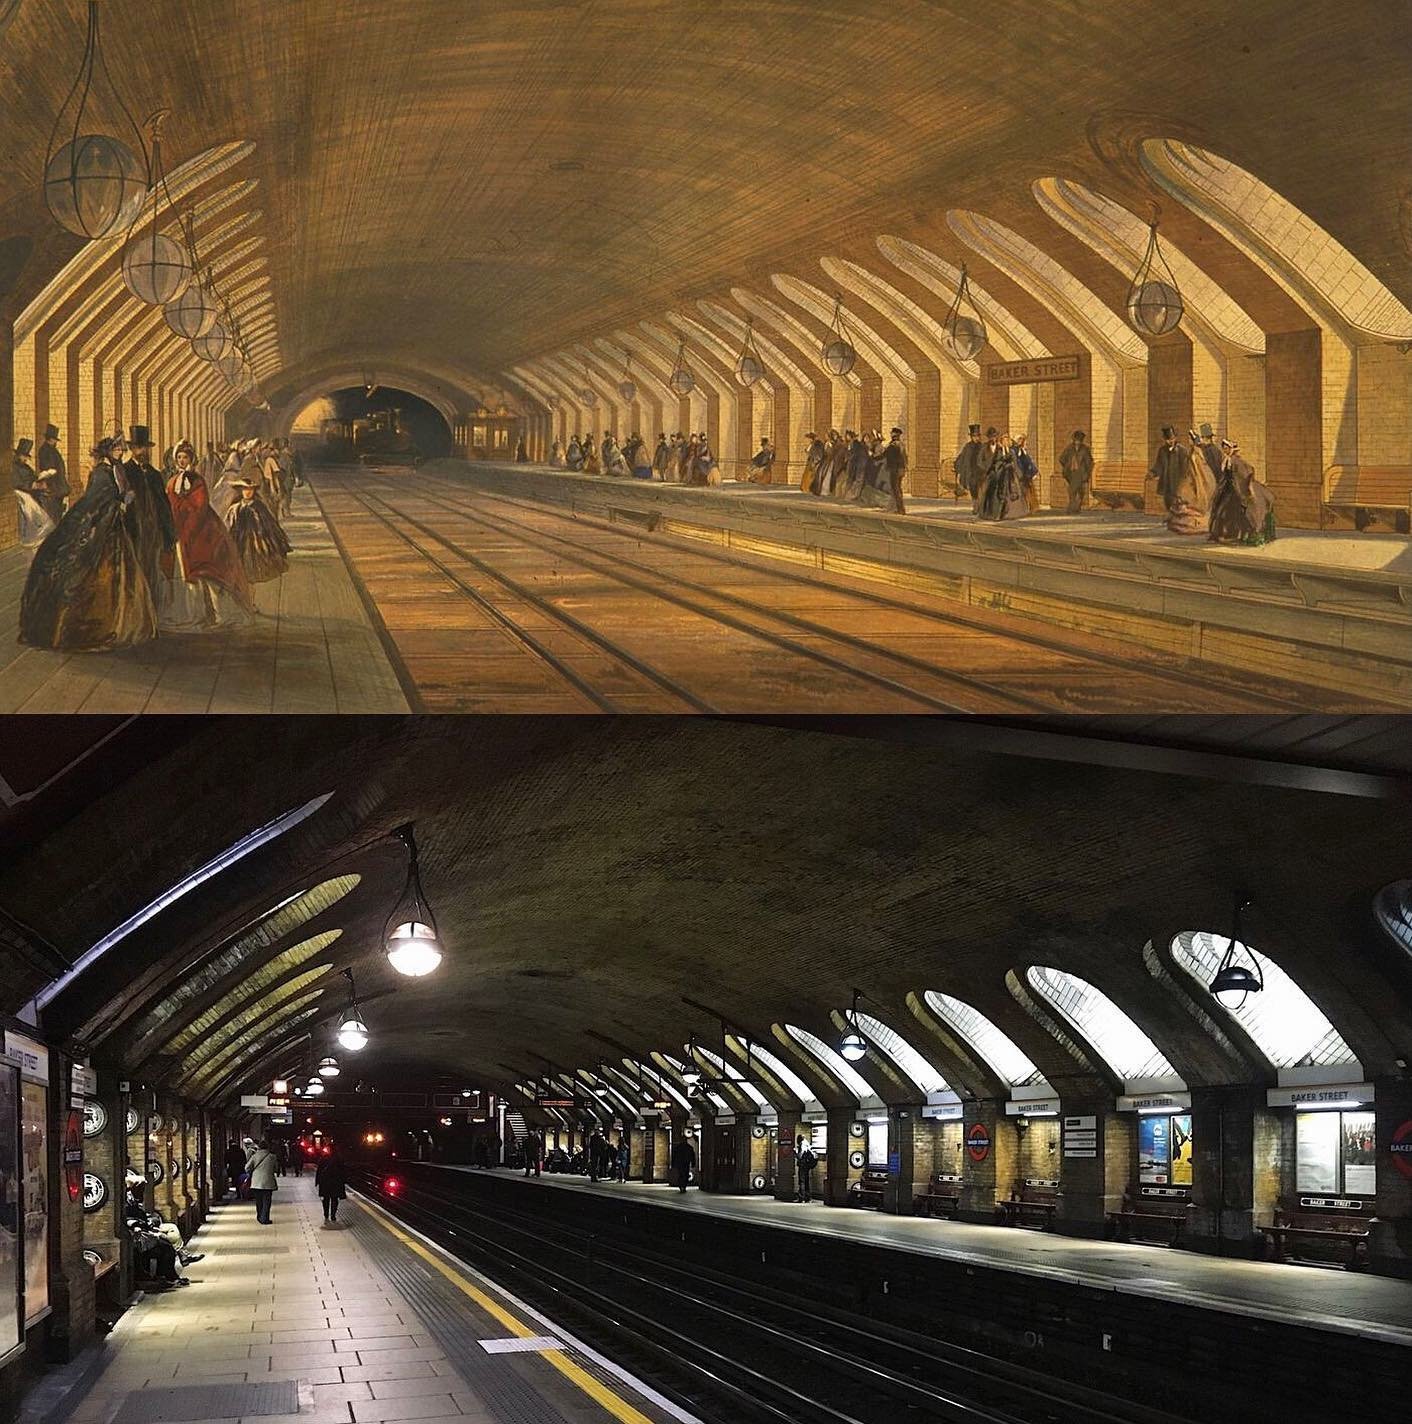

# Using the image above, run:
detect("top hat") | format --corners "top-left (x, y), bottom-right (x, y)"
top-left (129, 424), bottom-right (152, 448)
top-left (1161, 425), bottom-right (1176, 438)
top-left (968, 423), bottom-right (981, 435)
top-left (890, 427), bottom-right (903, 437)
top-left (43, 423), bottom-right (60, 440)
top-left (15, 438), bottom-right (33, 458)
top-left (985, 426), bottom-right (999, 439)
top-left (229, 476), bottom-right (260, 490)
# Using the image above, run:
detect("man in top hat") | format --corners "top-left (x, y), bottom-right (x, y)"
top-left (123, 425), bottom-right (177, 604)
top-left (1149, 424), bottom-right (1200, 514)
top-left (1059, 429), bottom-right (1094, 513)
top-left (35, 423), bottom-right (70, 522)
top-left (879, 426), bottom-right (908, 514)
top-left (800, 430), bottom-right (825, 495)
top-left (12, 438), bottom-right (36, 495)
top-left (952, 423), bottom-right (983, 503)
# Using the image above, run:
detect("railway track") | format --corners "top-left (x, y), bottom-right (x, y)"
top-left (311, 466), bottom-right (1348, 714)
top-left (351, 1168), bottom-right (1192, 1424)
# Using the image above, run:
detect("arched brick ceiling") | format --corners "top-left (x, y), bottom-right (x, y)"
top-left (4, 717), bottom-right (1412, 1110)
top-left (4, 1), bottom-right (1408, 395)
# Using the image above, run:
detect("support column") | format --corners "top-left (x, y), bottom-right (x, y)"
top-left (1373, 1075), bottom-right (1412, 1277)
top-left (46, 1051), bottom-right (96, 1361)
top-left (1264, 328), bottom-right (1324, 528)
top-left (773, 1112), bottom-right (801, 1202)
top-left (1187, 1085), bottom-right (1279, 1257)
top-left (0, 317), bottom-right (15, 551)
top-left (1054, 1099), bottom-right (1129, 1238)
top-left (858, 374), bottom-right (883, 433)
top-left (883, 1107), bottom-right (925, 1215)
top-left (959, 1099), bottom-right (1016, 1222)
top-left (1144, 334), bottom-right (1194, 514)
top-left (824, 1107), bottom-right (855, 1207)
top-left (1049, 352), bottom-right (1094, 511)
top-left (728, 1111), bottom-right (758, 1193)
top-left (640, 1117), bottom-right (657, 1183)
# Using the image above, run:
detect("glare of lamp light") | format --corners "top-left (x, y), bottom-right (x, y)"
top-left (385, 919), bottom-right (443, 977)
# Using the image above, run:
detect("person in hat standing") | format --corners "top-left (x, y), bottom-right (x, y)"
top-left (1204, 434), bottom-right (1276, 546)
top-left (165, 441), bottom-right (253, 627)
top-left (1149, 425), bottom-right (1206, 515)
top-left (123, 426), bottom-right (177, 615)
top-left (1059, 429), bottom-right (1094, 513)
top-left (800, 430), bottom-right (825, 495)
top-left (12, 438), bottom-right (36, 497)
top-left (12, 439), bottom-right (54, 548)
top-left (19, 434), bottom-right (157, 651)
top-left (226, 475), bottom-right (291, 583)
top-left (652, 432), bottom-right (671, 480)
top-left (34, 424), bottom-right (70, 524)
top-left (952, 423), bottom-right (983, 503)
top-left (878, 426), bottom-right (909, 514)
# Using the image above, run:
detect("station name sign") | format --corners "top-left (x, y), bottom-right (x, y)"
top-left (1299, 1196), bottom-right (1363, 1211)
top-left (1266, 1082), bottom-right (1374, 1108)
top-left (984, 354), bottom-right (1082, 386)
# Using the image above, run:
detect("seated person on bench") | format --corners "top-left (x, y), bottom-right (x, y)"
top-left (124, 1181), bottom-right (204, 1268)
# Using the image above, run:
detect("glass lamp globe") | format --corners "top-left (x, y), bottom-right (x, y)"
top-left (581, 386), bottom-right (598, 408)
top-left (735, 353), bottom-right (764, 387)
top-left (122, 231), bottom-right (192, 306)
top-left (215, 349), bottom-right (245, 382)
top-left (385, 919), bottom-right (444, 977)
top-left (681, 1063), bottom-right (701, 1087)
top-left (304, 1078), bottom-right (325, 1097)
top-left (317, 1056), bottom-right (341, 1079)
top-left (1211, 962), bottom-right (1261, 1011)
top-left (669, 367), bottom-right (694, 396)
top-left (336, 1012), bottom-right (369, 1052)
top-left (944, 316), bottom-right (986, 362)
top-left (164, 283), bottom-right (218, 339)
top-left (839, 1029), bottom-right (867, 1062)
top-left (44, 135), bottom-right (147, 239)
top-left (617, 379), bottom-right (637, 403)
top-left (191, 323), bottom-right (231, 363)
top-left (822, 338), bottom-right (857, 377)
top-left (1128, 280), bottom-right (1184, 337)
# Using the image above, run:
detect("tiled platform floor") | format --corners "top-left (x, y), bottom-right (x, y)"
top-left (57, 1176), bottom-right (679, 1424)
top-left (432, 1165), bottom-right (1412, 1348)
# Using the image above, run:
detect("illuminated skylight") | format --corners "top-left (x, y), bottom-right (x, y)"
top-left (784, 1024), bottom-right (880, 1105)
top-left (925, 991), bottom-right (1043, 1087)
top-left (1025, 966), bottom-right (1180, 1086)
top-left (853, 1012), bottom-right (948, 1095)
top-left (746, 1042), bottom-right (820, 1110)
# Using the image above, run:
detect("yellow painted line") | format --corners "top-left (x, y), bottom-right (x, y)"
top-left (357, 1191), bottom-right (656, 1424)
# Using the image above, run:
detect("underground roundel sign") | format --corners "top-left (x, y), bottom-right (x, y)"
top-left (1393, 1119), bottom-right (1412, 1181)
top-left (83, 1173), bottom-right (108, 1214)
top-left (967, 1122), bottom-right (992, 1163)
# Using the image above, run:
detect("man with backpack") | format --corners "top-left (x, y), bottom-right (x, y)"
top-left (796, 1135), bottom-right (818, 1203)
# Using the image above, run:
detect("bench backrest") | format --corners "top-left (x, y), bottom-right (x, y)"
top-left (930, 1173), bottom-right (961, 1189)
top-left (1276, 1206), bottom-right (1371, 1233)
top-left (1323, 464), bottom-right (1412, 506)
top-left (1017, 1179), bottom-right (1058, 1204)
top-left (1123, 1190), bottom-right (1191, 1214)
top-left (856, 1168), bottom-right (890, 1188)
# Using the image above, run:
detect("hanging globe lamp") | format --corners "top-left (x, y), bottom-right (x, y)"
top-left (821, 295), bottom-right (858, 376)
top-left (1126, 205), bottom-right (1185, 337)
top-left (943, 264), bottom-right (988, 362)
top-left (120, 111), bottom-right (191, 306)
top-left (733, 316), bottom-right (765, 387)
top-left (191, 321), bottom-right (231, 363)
top-left (668, 338), bottom-right (695, 395)
top-left (383, 824), bottom-right (444, 978)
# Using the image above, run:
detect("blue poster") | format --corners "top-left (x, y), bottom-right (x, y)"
top-left (1138, 1115), bottom-right (1170, 1184)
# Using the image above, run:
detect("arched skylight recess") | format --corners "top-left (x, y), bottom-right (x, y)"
top-left (746, 1042), bottom-right (819, 1110)
top-left (1171, 931), bottom-right (1358, 1074)
top-left (783, 1024), bottom-right (881, 1106)
top-left (626, 1058), bottom-right (691, 1111)
top-left (1375, 882), bottom-right (1412, 959)
top-left (853, 1012), bottom-right (948, 1096)
top-left (1024, 967), bottom-right (1180, 1087)
top-left (697, 1047), bottom-right (770, 1108)
top-left (925, 992), bottom-right (1044, 1087)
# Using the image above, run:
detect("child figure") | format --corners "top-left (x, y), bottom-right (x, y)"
top-left (225, 477), bottom-right (291, 583)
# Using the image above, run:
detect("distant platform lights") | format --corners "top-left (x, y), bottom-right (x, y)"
top-left (317, 1056), bottom-right (340, 1079)
top-left (43, 1), bottom-right (148, 240)
top-left (120, 111), bottom-right (191, 307)
top-left (1126, 205), bottom-right (1185, 338)
top-left (383, 823), bottom-right (445, 978)
top-left (942, 263), bottom-right (987, 362)
top-left (822, 295), bottom-right (858, 376)
top-left (733, 317), bottom-right (765, 388)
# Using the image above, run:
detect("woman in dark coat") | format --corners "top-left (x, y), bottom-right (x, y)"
top-left (315, 1149), bottom-right (347, 1225)
top-left (1205, 439), bottom-right (1276, 546)
top-left (225, 477), bottom-right (291, 583)
top-left (19, 435), bottom-right (157, 651)
top-left (976, 439), bottom-right (1029, 522)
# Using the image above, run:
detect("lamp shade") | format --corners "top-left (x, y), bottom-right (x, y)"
top-left (822, 338), bottom-right (856, 376)
top-left (734, 353), bottom-right (764, 387)
top-left (944, 315), bottom-right (986, 362)
top-left (317, 1056), bottom-right (341, 1079)
top-left (580, 386), bottom-right (598, 407)
top-left (164, 282), bottom-right (218, 339)
top-left (44, 135), bottom-right (146, 239)
top-left (122, 231), bottom-right (191, 306)
top-left (215, 349), bottom-right (245, 382)
top-left (385, 919), bottom-right (443, 977)
top-left (839, 1028), bottom-right (867, 1061)
top-left (191, 323), bottom-right (231, 363)
top-left (1128, 279), bottom-right (1184, 337)
top-left (668, 366), bottom-right (694, 395)
top-left (304, 1077), bottom-right (325, 1097)
top-left (617, 379), bottom-right (637, 403)
top-left (336, 1011), bottom-right (369, 1052)
top-left (1211, 961), bottom-right (1261, 1010)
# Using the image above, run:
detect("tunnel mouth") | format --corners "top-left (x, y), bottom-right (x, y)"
top-left (291, 385), bottom-right (454, 465)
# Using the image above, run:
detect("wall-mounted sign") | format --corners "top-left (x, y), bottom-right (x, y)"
top-left (65, 1109), bottom-right (83, 1202)
top-left (272, 1079), bottom-right (290, 1096)
top-left (4, 1030), bottom-right (49, 1085)
top-left (1140, 1186), bottom-right (1189, 1199)
top-left (184, 1155), bottom-right (193, 1173)
top-left (1063, 1114), bottom-right (1097, 1159)
top-left (750, 1173), bottom-right (768, 1192)
top-left (146, 1159), bottom-right (164, 1184)
top-left (1299, 1196), bottom-right (1364, 1211)
top-left (1117, 1092), bottom-right (1191, 1113)
top-left (1267, 1082), bottom-right (1374, 1108)
top-left (848, 1149), bottom-right (866, 1169)
top-left (536, 1096), bottom-right (576, 1110)
top-left (984, 354), bottom-right (1082, 386)
top-left (1006, 1097), bottom-right (1061, 1116)
top-left (83, 1173), bottom-right (108, 1214)
top-left (70, 1064), bottom-right (98, 1101)
top-left (966, 1123), bottom-right (992, 1162)
top-left (751, 1125), bottom-right (766, 1139)
top-left (1392, 1120), bottom-right (1412, 1181)
top-left (125, 1108), bottom-right (139, 1135)
top-left (147, 1114), bottom-right (162, 1133)
top-left (83, 1100), bottom-right (109, 1138)
top-left (848, 1121), bottom-right (866, 1139)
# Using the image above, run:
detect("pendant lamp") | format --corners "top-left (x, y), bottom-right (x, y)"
top-left (668, 339), bottom-right (695, 395)
top-left (733, 317), bottom-right (765, 387)
top-left (121, 110), bottom-right (191, 306)
top-left (942, 263), bottom-right (987, 362)
top-left (1127, 205), bottom-right (1184, 337)
top-left (383, 824), bottom-right (444, 977)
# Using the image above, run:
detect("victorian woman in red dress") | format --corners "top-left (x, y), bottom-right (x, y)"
top-left (165, 441), bottom-right (253, 627)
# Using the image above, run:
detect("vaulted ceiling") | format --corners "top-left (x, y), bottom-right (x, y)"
top-left (3, 716), bottom-right (1411, 1111)
top-left (2, 0), bottom-right (1408, 406)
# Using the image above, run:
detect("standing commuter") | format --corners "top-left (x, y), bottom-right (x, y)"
top-left (246, 1136), bottom-right (279, 1225)
top-left (616, 1136), bottom-right (631, 1182)
top-left (670, 1134), bottom-right (696, 1193)
top-left (587, 1128), bottom-right (606, 1182)
top-left (523, 1128), bottom-right (542, 1177)
top-left (1059, 430), bottom-right (1094, 513)
top-left (316, 1147), bottom-right (348, 1226)
top-left (796, 1136), bottom-right (818, 1203)
top-left (224, 1138), bottom-right (247, 1199)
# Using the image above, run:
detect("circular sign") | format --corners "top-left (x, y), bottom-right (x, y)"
top-left (169, 1158), bottom-right (179, 1179)
top-left (166, 1116), bottom-right (179, 1134)
top-left (751, 1125), bottom-right (766, 1140)
top-left (83, 1174), bottom-right (109, 1214)
top-left (83, 1100), bottom-right (108, 1138)
top-left (848, 1149), bottom-right (866, 1169)
top-left (125, 1108), bottom-right (139, 1135)
top-left (184, 1155), bottom-right (193, 1173)
top-left (147, 1113), bottom-right (162, 1133)
top-left (967, 1123), bottom-right (992, 1163)
top-left (750, 1173), bottom-right (768, 1191)
top-left (146, 1159), bottom-right (164, 1184)
top-left (1393, 1119), bottom-right (1412, 1181)
top-left (848, 1121), bottom-right (866, 1139)
top-left (82, 1248), bottom-right (102, 1269)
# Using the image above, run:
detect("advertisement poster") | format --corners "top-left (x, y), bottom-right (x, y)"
top-left (20, 1081), bottom-right (48, 1323)
top-left (1171, 1114), bottom-right (1193, 1188)
top-left (1295, 1112), bottom-right (1340, 1194)
top-left (0, 1063), bottom-right (20, 1355)
top-left (1342, 1112), bottom-right (1377, 1196)
top-left (1138, 1114), bottom-right (1170, 1184)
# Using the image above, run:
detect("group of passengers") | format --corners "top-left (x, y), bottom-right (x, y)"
top-left (551, 430), bottom-right (731, 487)
top-left (799, 427), bottom-right (909, 513)
top-left (518, 1126), bottom-right (633, 1182)
top-left (15, 424), bottom-right (303, 652)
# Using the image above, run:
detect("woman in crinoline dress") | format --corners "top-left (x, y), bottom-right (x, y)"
top-left (975, 436), bottom-right (1029, 522)
top-left (15, 487), bottom-right (53, 547)
top-left (225, 476), bottom-right (292, 583)
top-left (18, 435), bottom-right (157, 651)
top-left (165, 441), bottom-right (254, 627)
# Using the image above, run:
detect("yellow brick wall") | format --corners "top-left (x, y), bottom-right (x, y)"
top-left (1355, 340), bottom-right (1412, 467)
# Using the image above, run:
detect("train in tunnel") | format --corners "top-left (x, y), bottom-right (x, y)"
top-left (318, 408), bottom-right (422, 466)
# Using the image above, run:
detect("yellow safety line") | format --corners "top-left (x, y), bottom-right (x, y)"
top-left (356, 1192), bottom-right (656, 1424)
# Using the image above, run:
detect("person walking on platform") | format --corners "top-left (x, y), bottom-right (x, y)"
top-left (246, 1136), bottom-right (279, 1225)
top-left (587, 1127), bottom-right (607, 1182)
top-left (523, 1128), bottom-right (542, 1177)
top-left (952, 423), bottom-right (982, 503)
top-left (652, 433), bottom-right (671, 480)
top-left (795, 1136), bottom-right (818, 1203)
top-left (316, 1147), bottom-right (348, 1226)
top-left (616, 1136), bottom-right (631, 1182)
top-left (1059, 429), bottom-right (1094, 513)
top-left (670, 1134), bottom-right (696, 1193)
top-left (224, 1138), bottom-right (248, 1199)
top-left (275, 1140), bottom-right (288, 1177)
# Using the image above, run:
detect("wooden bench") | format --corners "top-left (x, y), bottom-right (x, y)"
top-left (1091, 461), bottom-right (1151, 513)
top-left (848, 1168), bottom-right (889, 1210)
top-left (1322, 465), bottom-right (1412, 533)
top-left (1261, 1208), bottom-right (1371, 1270)
top-left (997, 1181), bottom-right (1058, 1229)
top-left (913, 1173), bottom-right (962, 1219)
top-left (1107, 1190), bottom-right (1192, 1246)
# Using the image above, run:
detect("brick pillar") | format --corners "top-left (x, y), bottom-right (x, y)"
top-left (1054, 1101), bottom-right (1129, 1238)
top-left (180, 1107), bottom-right (196, 1229)
top-left (959, 1099), bottom-right (1015, 1222)
top-left (824, 1107), bottom-right (856, 1207)
top-left (156, 1097), bottom-right (181, 1228)
top-left (1263, 328), bottom-right (1323, 528)
top-left (0, 317), bottom-right (15, 552)
top-left (883, 1109), bottom-right (924, 1214)
top-left (640, 1118), bottom-right (658, 1183)
top-left (46, 1052), bottom-right (95, 1361)
top-left (773, 1112), bottom-right (801, 1202)
top-left (695, 1105), bottom-right (719, 1190)
top-left (128, 1093), bottom-right (153, 1210)
top-left (768, 383), bottom-right (792, 486)
top-left (909, 372), bottom-right (942, 498)
top-left (1187, 1085), bottom-right (1279, 1257)
top-left (858, 374), bottom-right (883, 434)
top-left (1371, 1077), bottom-right (1412, 1277)
top-left (728, 1112), bottom-right (757, 1193)
top-left (1145, 333), bottom-right (1194, 515)
top-left (977, 345), bottom-right (1010, 447)
top-left (732, 388), bottom-right (753, 483)
top-left (1050, 352), bottom-right (1093, 511)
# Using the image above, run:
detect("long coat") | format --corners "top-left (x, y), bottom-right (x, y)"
top-left (124, 459), bottom-right (177, 592)
top-left (1207, 452), bottom-right (1276, 545)
top-left (167, 471), bottom-right (253, 607)
top-left (246, 1147), bottom-right (279, 1191)
top-left (315, 1157), bottom-right (347, 1200)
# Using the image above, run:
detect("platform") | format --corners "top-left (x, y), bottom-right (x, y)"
top-left (429, 1166), bottom-right (1412, 1350)
top-left (45, 1175), bottom-right (681, 1424)
top-left (442, 462), bottom-right (1412, 706)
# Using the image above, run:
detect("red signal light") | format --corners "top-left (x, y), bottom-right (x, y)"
top-left (384, 1176), bottom-right (401, 1194)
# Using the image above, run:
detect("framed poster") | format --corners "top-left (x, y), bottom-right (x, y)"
top-left (20, 1080), bottom-right (48, 1323)
top-left (1342, 1111), bottom-right (1377, 1196)
top-left (1171, 1114), bottom-right (1193, 1187)
top-left (1295, 1112), bottom-right (1339, 1194)
top-left (0, 1062), bottom-right (21, 1356)
top-left (1138, 1115), bottom-right (1170, 1184)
